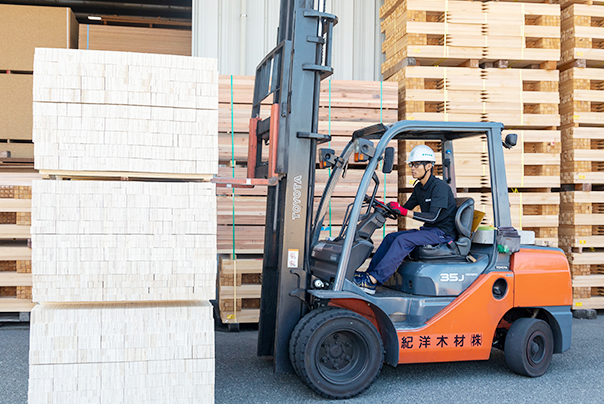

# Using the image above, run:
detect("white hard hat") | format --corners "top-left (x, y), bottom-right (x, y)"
top-left (406, 145), bottom-right (436, 163)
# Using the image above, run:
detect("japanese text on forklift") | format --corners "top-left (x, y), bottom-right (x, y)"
top-left (213, 0), bottom-right (573, 399)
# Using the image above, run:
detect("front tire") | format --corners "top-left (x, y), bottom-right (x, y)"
top-left (504, 318), bottom-right (554, 377)
top-left (292, 307), bottom-right (384, 399)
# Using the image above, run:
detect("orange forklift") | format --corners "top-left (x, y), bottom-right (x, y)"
top-left (213, 0), bottom-right (573, 399)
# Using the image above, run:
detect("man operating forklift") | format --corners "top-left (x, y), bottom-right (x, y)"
top-left (353, 145), bottom-right (458, 294)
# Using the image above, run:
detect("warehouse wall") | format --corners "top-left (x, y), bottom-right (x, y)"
top-left (192, 0), bottom-right (385, 80)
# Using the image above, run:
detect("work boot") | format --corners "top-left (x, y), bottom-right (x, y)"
top-left (353, 272), bottom-right (376, 295)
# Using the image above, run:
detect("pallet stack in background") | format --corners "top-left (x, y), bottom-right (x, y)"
top-left (380, 0), bottom-right (562, 247)
top-left (0, 4), bottom-right (78, 318)
top-left (559, 1), bottom-right (604, 310)
top-left (215, 76), bottom-right (398, 325)
top-left (28, 48), bottom-right (217, 404)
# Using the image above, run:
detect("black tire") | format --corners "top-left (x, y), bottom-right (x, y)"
top-left (289, 306), bottom-right (338, 377)
top-left (504, 318), bottom-right (554, 377)
top-left (294, 308), bottom-right (384, 399)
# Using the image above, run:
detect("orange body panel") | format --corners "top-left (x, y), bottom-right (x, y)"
top-left (392, 271), bottom-right (514, 364)
top-left (511, 248), bottom-right (572, 308)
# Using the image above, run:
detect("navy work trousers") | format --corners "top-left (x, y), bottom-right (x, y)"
top-left (366, 227), bottom-right (454, 284)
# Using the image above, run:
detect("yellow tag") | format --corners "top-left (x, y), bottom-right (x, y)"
top-left (409, 116), bottom-right (415, 120)
top-left (577, 51), bottom-right (584, 57)
top-left (227, 314), bottom-right (235, 319)
top-left (574, 115), bottom-right (580, 119)
top-left (578, 175), bottom-right (585, 179)
top-left (579, 240), bottom-right (586, 244)
top-left (413, 48), bottom-right (421, 53)
top-left (409, 179), bottom-right (415, 185)
top-left (575, 302), bottom-right (583, 307)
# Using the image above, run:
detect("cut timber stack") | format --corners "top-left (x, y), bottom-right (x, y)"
top-left (0, 4), bottom-right (78, 159)
top-left (79, 24), bottom-right (192, 56)
top-left (0, 182), bottom-right (34, 315)
top-left (29, 49), bottom-right (217, 404)
top-left (382, 0), bottom-right (561, 247)
top-left (0, 173), bottom-right (40, 317)
top-left (560, 191), bottom-right (604, 309)
top-left (560, 1), bottom-right (604, 310)
top-left (216, 76), bottom-right (397, 324)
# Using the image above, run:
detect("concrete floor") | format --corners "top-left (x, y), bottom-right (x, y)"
top-left (1, 313), bottom-right (603, 404)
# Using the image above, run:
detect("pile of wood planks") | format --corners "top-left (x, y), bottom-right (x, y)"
top-left (559, 1), bottom-right (604, 310)
top-left (28, 49), bottom-right (217, 404)
top-left (383, 1), bottom-right (562, 248)
top-left (0, 175), bottom-right (39, 316)
top-left (380, 0), bottom-right (560, 76)
top-left (216, 75), bottom-right (398, 324)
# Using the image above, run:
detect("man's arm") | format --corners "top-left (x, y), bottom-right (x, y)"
top-left (410, 205), bottom-right (442, 222)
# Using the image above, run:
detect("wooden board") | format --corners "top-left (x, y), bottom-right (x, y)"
top-left (0, 297), bottom-right (35, 312)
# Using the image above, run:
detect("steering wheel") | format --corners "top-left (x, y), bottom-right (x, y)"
top-left (364, 195), bottom-right (398, 220)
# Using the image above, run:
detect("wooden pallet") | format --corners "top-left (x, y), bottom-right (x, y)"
top-left (559, 191), bottom-right (604, 252)
top-left (561, 4), bottom-right (604, 66)
top-left (390, 65), bottom-right (560, 127)
top-left (0, 185), bottom-right (32, 240)
top-left (380, 0), bottom-right (560, 76)
top-left (217, 257), bottom-right (263, 324)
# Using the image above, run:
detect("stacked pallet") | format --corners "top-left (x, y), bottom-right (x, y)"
top-left (380, 0), bottom-right (560, 76)
top-left (559, 2), bottom-right (604, 309)
top-left (0, 173), bottom-right (40, 317)
top-left (0, 4), bottom-right (78, 159)
top-left (216, 76), bottom-right (398, 324)
top-left (29, 49), bottom-right (217, 404)
top-left (382, 1), bottom-right (561, 247)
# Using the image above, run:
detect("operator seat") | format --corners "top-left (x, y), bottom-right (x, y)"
top-left (415, 197), bottom-right (475, 260)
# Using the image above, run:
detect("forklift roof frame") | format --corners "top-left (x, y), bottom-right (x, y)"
top-left (321, 120), bottom-right (513, 292)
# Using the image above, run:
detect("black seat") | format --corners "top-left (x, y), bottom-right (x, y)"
top-left (415, 197), bottom-right (475, 260)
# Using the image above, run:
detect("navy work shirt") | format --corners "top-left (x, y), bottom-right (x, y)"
top-left (402, 174), bottom-right (457, 238)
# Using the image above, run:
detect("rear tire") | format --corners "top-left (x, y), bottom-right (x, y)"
top-left (292, 307), bottom-right (384, 399)
top-left (504, 318), bottom-right (554, 377)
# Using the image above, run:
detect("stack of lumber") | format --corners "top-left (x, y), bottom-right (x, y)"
top-left (560, 191), bottom-right (604, 309)
top-left (79, 24), bottom-right (192, 56)
top-left (560, 3), bottom-right (604, 68)
top-left (380, 0), bottom-right (560, 76)
top-left (0, 173), bottom-right (40, 315)
top-left (32, 48), bottom-right (217, 176)
top-left (382, 1), bottom-right (561, 248)
top-left (559, 1), bottom-right (604, 309)
top-left (29, 49), bottom-right (217, 404)
top-left (0, 4), bottom-right (78, 159)
top-left (216, 76), bottom-right (398, 323)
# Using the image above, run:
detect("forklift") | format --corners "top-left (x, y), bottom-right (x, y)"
top-left (213, 0), bottom-right (573, 399)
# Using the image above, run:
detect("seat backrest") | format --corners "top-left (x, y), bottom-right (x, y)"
top-left (454, 197), bottom-right (475, 238)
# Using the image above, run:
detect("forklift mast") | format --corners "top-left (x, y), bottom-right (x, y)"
top-left (248, 0), bottom-right (338, 373)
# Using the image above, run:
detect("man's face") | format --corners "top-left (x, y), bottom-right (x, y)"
top-left (410, 162), bottom-right (432, 179)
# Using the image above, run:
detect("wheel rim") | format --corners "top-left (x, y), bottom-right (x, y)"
top-left (315, 328), bottom-right (370, 385)
top-left (526, 330), bottom-right (547, 367)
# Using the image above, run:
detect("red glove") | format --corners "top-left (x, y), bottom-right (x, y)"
top-left (387, 201), bottom-right (408, 216)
